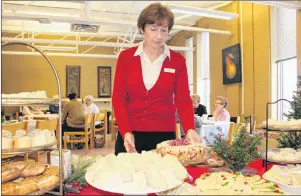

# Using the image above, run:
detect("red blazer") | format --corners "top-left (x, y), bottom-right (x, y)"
top-left (112, 46), bottom-right (195, 138)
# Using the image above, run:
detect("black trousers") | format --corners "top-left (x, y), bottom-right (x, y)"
top-left (114, 131), bottom-right (176, 155)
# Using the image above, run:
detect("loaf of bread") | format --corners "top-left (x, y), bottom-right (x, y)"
top-left (37, 175), bottom-right (59, 189)
top-left (43, 166), bottom-right (59, 176)
top-left (2, 167), bottom-right (21, 183)
top-left (15, 177), bottom-right (39, 195)
top-left (20, 162), bottom-right (45, 177)
top-left (2, 182), bottom-right (18, 195)
top-left (5, 161), bottom-right (30, 171)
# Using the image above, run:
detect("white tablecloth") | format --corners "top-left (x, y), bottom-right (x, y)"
top-left (200, 121), bottom-right (231, 145)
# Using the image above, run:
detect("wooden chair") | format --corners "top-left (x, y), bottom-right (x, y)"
top-left (35, 119), bottom-right (59, 163)
top-left (227, 122), bottom-right (235, 144)
top-left (63, 114), bottom-right (93, 154)
top-left (111, 110), bottom-right (118, 142)
top-left (93, 110), bottom-right (108, 147)
top-left (230, 116), bottom-right (240, 123)
top-left (175, 123), bottom-right (181, 139)
top-left (2, 122), bottom-right (29, 160)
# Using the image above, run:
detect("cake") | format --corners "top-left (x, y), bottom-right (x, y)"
top-left (28, 130), bottom-right (48, 147)
top-left (156, 138), bottom-right (205, 162)
top-left (14, 130), bottom-right (31, 149)
top-left (2, 130), bottom-right (13, 150)
top-left (41, 129), bottom-right (56, 144)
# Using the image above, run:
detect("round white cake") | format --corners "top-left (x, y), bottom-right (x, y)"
top-left (14, 136), bottom-right (32, 148)
top-left (156, 138), bottom-right (205, 162)
top-left (28, 129), bottom-right (48, 147)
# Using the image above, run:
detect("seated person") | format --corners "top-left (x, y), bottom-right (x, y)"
top-left (62, 93), bottom-right (85, 133)
top-left (213, 96), bottom-right (230, 122)
top-left (191, 94), bottom-right (207, 117)
top-left (83, 95), bottom-right (99, 115)
top-left (176, 111), bottom-right (202, 138)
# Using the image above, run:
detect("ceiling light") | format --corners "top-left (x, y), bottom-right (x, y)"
top-left (168, 4), bottom-right (239, 20)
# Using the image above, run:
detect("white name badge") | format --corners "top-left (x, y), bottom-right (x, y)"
top-left (164, 68), bottom-right (175, 73)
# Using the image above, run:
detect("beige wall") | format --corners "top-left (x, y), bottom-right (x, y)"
top-left (2, 44), bottom-right (117, 98)
top-left (297, 10), bottom-right (301, 76)
top-left (170, 2), bottom-right (271, 125)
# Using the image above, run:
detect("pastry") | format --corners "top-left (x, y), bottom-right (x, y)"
top-left (2, 182), bottom-right (18, 195)
top-left (2, 167), bottom-right (21, 183)
top-left (15, 177), bottom-right (38, 195)
top-left (37, 175), bottom-right (59, 189)
top-left (20, 162), bottom-right (45, 177)
top-left (156, 138), bottom-right (205, 162)
top-left (4, 161), bottom-right (30, 171)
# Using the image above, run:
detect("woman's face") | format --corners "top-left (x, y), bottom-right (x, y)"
top-left (143, 19), bottom-right (169, 49)
top-left (215, 100), bottom-right (224, 111)
top-left (192, 102), bottom-right (199, 109)
top-left (85, 98), bottom-right (92, 106)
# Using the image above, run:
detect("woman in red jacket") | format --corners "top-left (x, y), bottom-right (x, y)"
top-left (112, 2), bottom-right (201, 154)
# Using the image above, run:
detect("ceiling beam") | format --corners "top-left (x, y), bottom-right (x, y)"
top-left (2, 51), bottom-right (118, 59)
top-left (2, 37), bottom-right (195, 51)
top-left (2, 13), bottom-right (232, 35)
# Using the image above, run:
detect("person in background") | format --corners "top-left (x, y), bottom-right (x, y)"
top-left (83, 95), bottom-right (99, 115)
top-left (191, 94), bottom-right (207, 117)
top-left (213, 96), bottom-right (230, 122)
top-left (62, 93), bottom-right (85, 133)
top-left (112, 3), bottom-right (201, 155)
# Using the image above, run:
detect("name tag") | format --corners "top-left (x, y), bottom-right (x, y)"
top-left (164, 68), bottom-right (175, 73)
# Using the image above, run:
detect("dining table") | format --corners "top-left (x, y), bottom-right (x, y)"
top-left (65, 159), bottom-right (274, 196)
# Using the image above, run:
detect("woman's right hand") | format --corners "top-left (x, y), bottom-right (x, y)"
top-left (124, 132), bottom-right (137, 153)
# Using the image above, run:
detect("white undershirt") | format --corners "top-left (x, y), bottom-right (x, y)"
top-left (134, 42), bottom-right (170, 90)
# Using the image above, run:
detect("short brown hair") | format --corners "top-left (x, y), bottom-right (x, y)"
top-left (137, 3), bottom-right (174, 33)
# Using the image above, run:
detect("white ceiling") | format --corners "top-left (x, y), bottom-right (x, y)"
top-left (2, 1), bottom-right (230, 36)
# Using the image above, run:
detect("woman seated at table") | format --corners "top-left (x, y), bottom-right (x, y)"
top-left (191, 94), bottom-right (207, 117)
top-left (213, 96), bottom-right (230, 122)
top-left (83, 95), bottom-right (99, 115)
top-left (22, 106), bottom-right (43, 116)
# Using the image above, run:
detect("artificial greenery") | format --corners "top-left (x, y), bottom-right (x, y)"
top-left (285, 76), bottom-right (301, 120)
top-left (277, 132), bottom-right (301, 150)
top-left (211, 121), bottom-right (261, 171)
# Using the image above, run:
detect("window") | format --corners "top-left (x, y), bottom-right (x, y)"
top-left (198, 32), bottom-right (210, 113)
top-left (271, 7), bottom-right (297, 120)
top-left (186, 36), bottom-right (194, 94)
top-left (277, 58), bottom-right (297, 120)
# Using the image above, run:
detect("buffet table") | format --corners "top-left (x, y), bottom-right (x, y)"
top-left (66, 159), bottom-right (273, 196)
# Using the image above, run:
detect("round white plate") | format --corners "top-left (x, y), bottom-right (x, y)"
top-left (85, 170), bottom-right (184, 195)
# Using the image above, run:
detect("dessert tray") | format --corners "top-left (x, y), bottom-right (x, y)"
top-left (2, 141), bottom-right (57, 155)
top-left (262, 148), bottom-right (301, 164)
top-left (262, 165), bottom-right (301, 195)
top-left (85, 152), bottom-right (187, 194)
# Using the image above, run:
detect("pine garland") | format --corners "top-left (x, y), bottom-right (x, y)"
top-left (277, 132), bottom-right (301, 150)
top-left (211, 122), bottom-right (261, 171)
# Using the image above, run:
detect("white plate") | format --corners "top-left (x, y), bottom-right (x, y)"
top-left (85, 170), bottom-right (184, 195)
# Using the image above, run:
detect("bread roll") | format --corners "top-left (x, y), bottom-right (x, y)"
top-left (5, 161), bottom-right (30, 171)
top-left (15, 177), bottom-right (38, 195)
top-left (37, 175), bottom-right (59, 189)
top-left (2, 182), bottom-right (18, 195)
top-left (2, 168), bottom-right (21, 183)
top-left (20, 162), bottom-right (45, 177)
top-left (43, 166), bottom-right (59, 176)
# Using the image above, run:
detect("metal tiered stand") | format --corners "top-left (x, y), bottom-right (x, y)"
top-left (263, 98), bottom-right (301, 171)
top-left (1, 42), bottom-right (63, 195)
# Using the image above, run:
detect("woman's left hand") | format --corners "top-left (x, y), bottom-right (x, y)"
top-left (186, 129), bottom-right (202, 143)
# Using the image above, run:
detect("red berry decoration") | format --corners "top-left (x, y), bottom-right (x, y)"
top-left (73, 181), bottom-right (79, 186)
top-left (244, 182), bottom-right (248, 185)
top-left (274, 185), bottom-right (279, 188)
top-left (223, 177), bottom-right (227, 180)
top-left (169, 138), bottom-right (190, 146)
top-left (275, 190), bottom-right (279, 193)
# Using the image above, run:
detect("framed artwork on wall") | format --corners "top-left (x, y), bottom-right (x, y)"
top-left (66, 66), bottom-right (81, 97)
top-left (98, 66), bottom-right (112, 98)
top-left (222, 43), bottom-right (242, 85)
